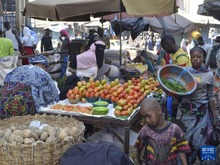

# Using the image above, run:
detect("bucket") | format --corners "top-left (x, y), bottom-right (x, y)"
top-left (191, 31), bottom-right (202, 40)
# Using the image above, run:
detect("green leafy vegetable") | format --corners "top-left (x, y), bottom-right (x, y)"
top-left (161, 78), bottom-right (187, 93)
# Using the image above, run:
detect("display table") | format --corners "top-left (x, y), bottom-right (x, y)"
top-left (39, 99), bottom-right (141, 155)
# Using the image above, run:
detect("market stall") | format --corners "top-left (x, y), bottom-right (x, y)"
top-left (39, 75), bottom-right (163, 155)
top-left (39, 99), bottom-right (141, 155)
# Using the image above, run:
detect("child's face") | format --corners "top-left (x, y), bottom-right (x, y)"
top-left (140, 108), bottom-right (160, 128)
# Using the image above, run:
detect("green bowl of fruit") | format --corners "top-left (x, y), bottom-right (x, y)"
top-left (92, 101), bottom-right (109, 107)
top-left (92, 107), bottom-right (109, 115)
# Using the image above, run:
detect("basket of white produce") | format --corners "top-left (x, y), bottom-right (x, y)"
top-left (0, 114), bottom-right (85, 165)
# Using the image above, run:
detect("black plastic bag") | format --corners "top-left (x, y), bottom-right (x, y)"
top-left (209, 126), bottom-right (220, 146)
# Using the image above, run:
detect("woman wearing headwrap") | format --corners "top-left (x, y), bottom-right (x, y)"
top-left (0, 55), bottom-right (59, 119)
top-left (175, 47), bottom-right (219, 164)
top-left (59, 29), bottom-right (70, 77)
top-left (21, 27), bottom-right (36, 65)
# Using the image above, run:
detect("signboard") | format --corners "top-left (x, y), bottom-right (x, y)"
top-left (200, 146), bottom-right (216, 161)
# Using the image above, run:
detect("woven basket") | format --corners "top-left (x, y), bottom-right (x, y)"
top-left (0, 114), bottom-right (85, 165)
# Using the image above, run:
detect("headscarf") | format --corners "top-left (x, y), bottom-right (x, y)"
top-left (188, 46), bottom-right (209, 73)
top-left (23, 27), bottom-right (31, 36)
top-left (28, 54), bottom-right (49, 67)
top-left (190, 46), bottom-right (207, 58)
top-left (60, 29), bottom-right (69, 37)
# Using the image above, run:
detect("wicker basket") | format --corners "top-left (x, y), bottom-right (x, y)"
top-left (0, 114), bottom-right (85, 165)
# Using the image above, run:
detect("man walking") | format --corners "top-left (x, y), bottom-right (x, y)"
top-left (41, 28), bottom-right (53, 52)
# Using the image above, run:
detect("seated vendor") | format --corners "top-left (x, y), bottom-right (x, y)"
top-left (0, 54), bottom-right (59, 119)
top-left (67, 40), bottom-right (106, 80)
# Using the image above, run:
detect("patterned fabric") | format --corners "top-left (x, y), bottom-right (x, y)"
top-left (4, 65), bottom-right (59, 111)
top-left (28, 54), bottom-right (49, 67)
top-left (0, 82), bottom-right (36, 118)
top-left (135, 122), bottom-right (190, 165)
top-left (175, 66), bottom-right (214, 164)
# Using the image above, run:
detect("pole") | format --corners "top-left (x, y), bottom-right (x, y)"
top-left (119, 3), bottom-right (122, 66)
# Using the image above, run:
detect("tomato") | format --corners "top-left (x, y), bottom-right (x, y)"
top-left (75, 94), bottom-right (80, 99)
top-left (129, 90), bottom-right (135, 96)
top-left (103, 89), bottom-right (109, 95)
top-left (114, 110), bottom-right (121, 116)
top-left (115, 97), bottom-right (119, 102)
top-left (121, 111), bottom-right (128, 116)
top-left (95, 92), bottom-right (99, 97)
top-left (130, 99), bottom-right (136, 105)
top-left (87, 88), bottom-right (94, 93)
top-left (112, 91), bottom-right (118, 97)
top-left (123, 105), bottom-right (128, 111)
top-left (126, 95), bottom-right (133, 100)
top-left (100, 93), bottom-right (105, 98)
top-left (68, 89), bottom-right (73, 95)
top-left (111, 96), bottom-right (116, 102)
top-left (123, 83), bottom-right (128, 88)
top-left (117, 87), bottom-right (124, 94)
top-left (70, 94), bottom-right (75, 99)
top-left (105, 94), bottom-right (111, 99)
top-left (89, 92), bottom-right (95, 98)
top-left (66, 93), bottom-right (71, 98)
top-left (85, 91), bottom-right (90, 98)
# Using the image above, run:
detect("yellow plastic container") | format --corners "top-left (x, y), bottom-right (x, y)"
top-left (191, 31), bottom-right (202, 40)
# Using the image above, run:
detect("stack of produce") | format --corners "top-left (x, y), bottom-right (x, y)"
top-left (0, 114), bottom-right (85, 165)
top-left (65, 76), bottom-right (163, 118)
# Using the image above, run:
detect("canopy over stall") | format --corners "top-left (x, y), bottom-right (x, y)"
top-left (108, 13), bottom-right (195, 40)
top-left (122, 0), bottom-right (184, 17)
top-left (23, 0), bottom-right (124, 21)
top-left (197, 0), bottom-right (220, 21)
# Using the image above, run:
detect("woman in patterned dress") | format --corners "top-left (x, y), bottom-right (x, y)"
top-left (175, 47), bottom-right (219, 164)
top-left (0, 54), bottom-right (59, 118)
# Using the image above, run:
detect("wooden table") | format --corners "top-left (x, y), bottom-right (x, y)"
top-left (40, 109), bottom-right (141, 155)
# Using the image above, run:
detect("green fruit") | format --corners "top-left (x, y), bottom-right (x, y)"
top-left (93, 107), bottom-right (108, 115)
top-left (115, 105), bottom-right (123, 111)
top-left (79, 86), bottom-right (86, 91)
top-left (93, 101), bottom-right (108, 107)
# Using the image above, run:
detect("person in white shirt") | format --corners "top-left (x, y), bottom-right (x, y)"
top-left (4, 21), bottom-right (23, 67)
top-left (21, 27), bottom-right (36, 65)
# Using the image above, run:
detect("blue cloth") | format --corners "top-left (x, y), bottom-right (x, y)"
top-left (61, 55), bottom-right (69, 77)
top-left (4, 65), bottom-right (59, 111)
top-left (166, 96), bottom-right (173, 117)
top-left (28, 54), bottom-right (49, 67)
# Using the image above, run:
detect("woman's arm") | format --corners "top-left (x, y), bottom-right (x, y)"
top-left (207, 74), bottom-right (219, 124)
top-left (209, 99), bottom-right (219, 124)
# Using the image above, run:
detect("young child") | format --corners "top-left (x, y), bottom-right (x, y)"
top-left (135, 98), bottom-right (190, 165)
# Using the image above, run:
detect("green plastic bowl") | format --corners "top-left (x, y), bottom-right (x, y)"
top-left (86, 97), bottom-right (99, 103)
top-left (112, 102), bottom-right (117, 107)
top-left (92, 107), bottom-right (109, 115)
top-left (93, 101), bottom-right (109, 107)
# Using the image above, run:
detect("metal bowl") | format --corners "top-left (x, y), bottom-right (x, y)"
top-left (157, 64), bottom-right (197, 97)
